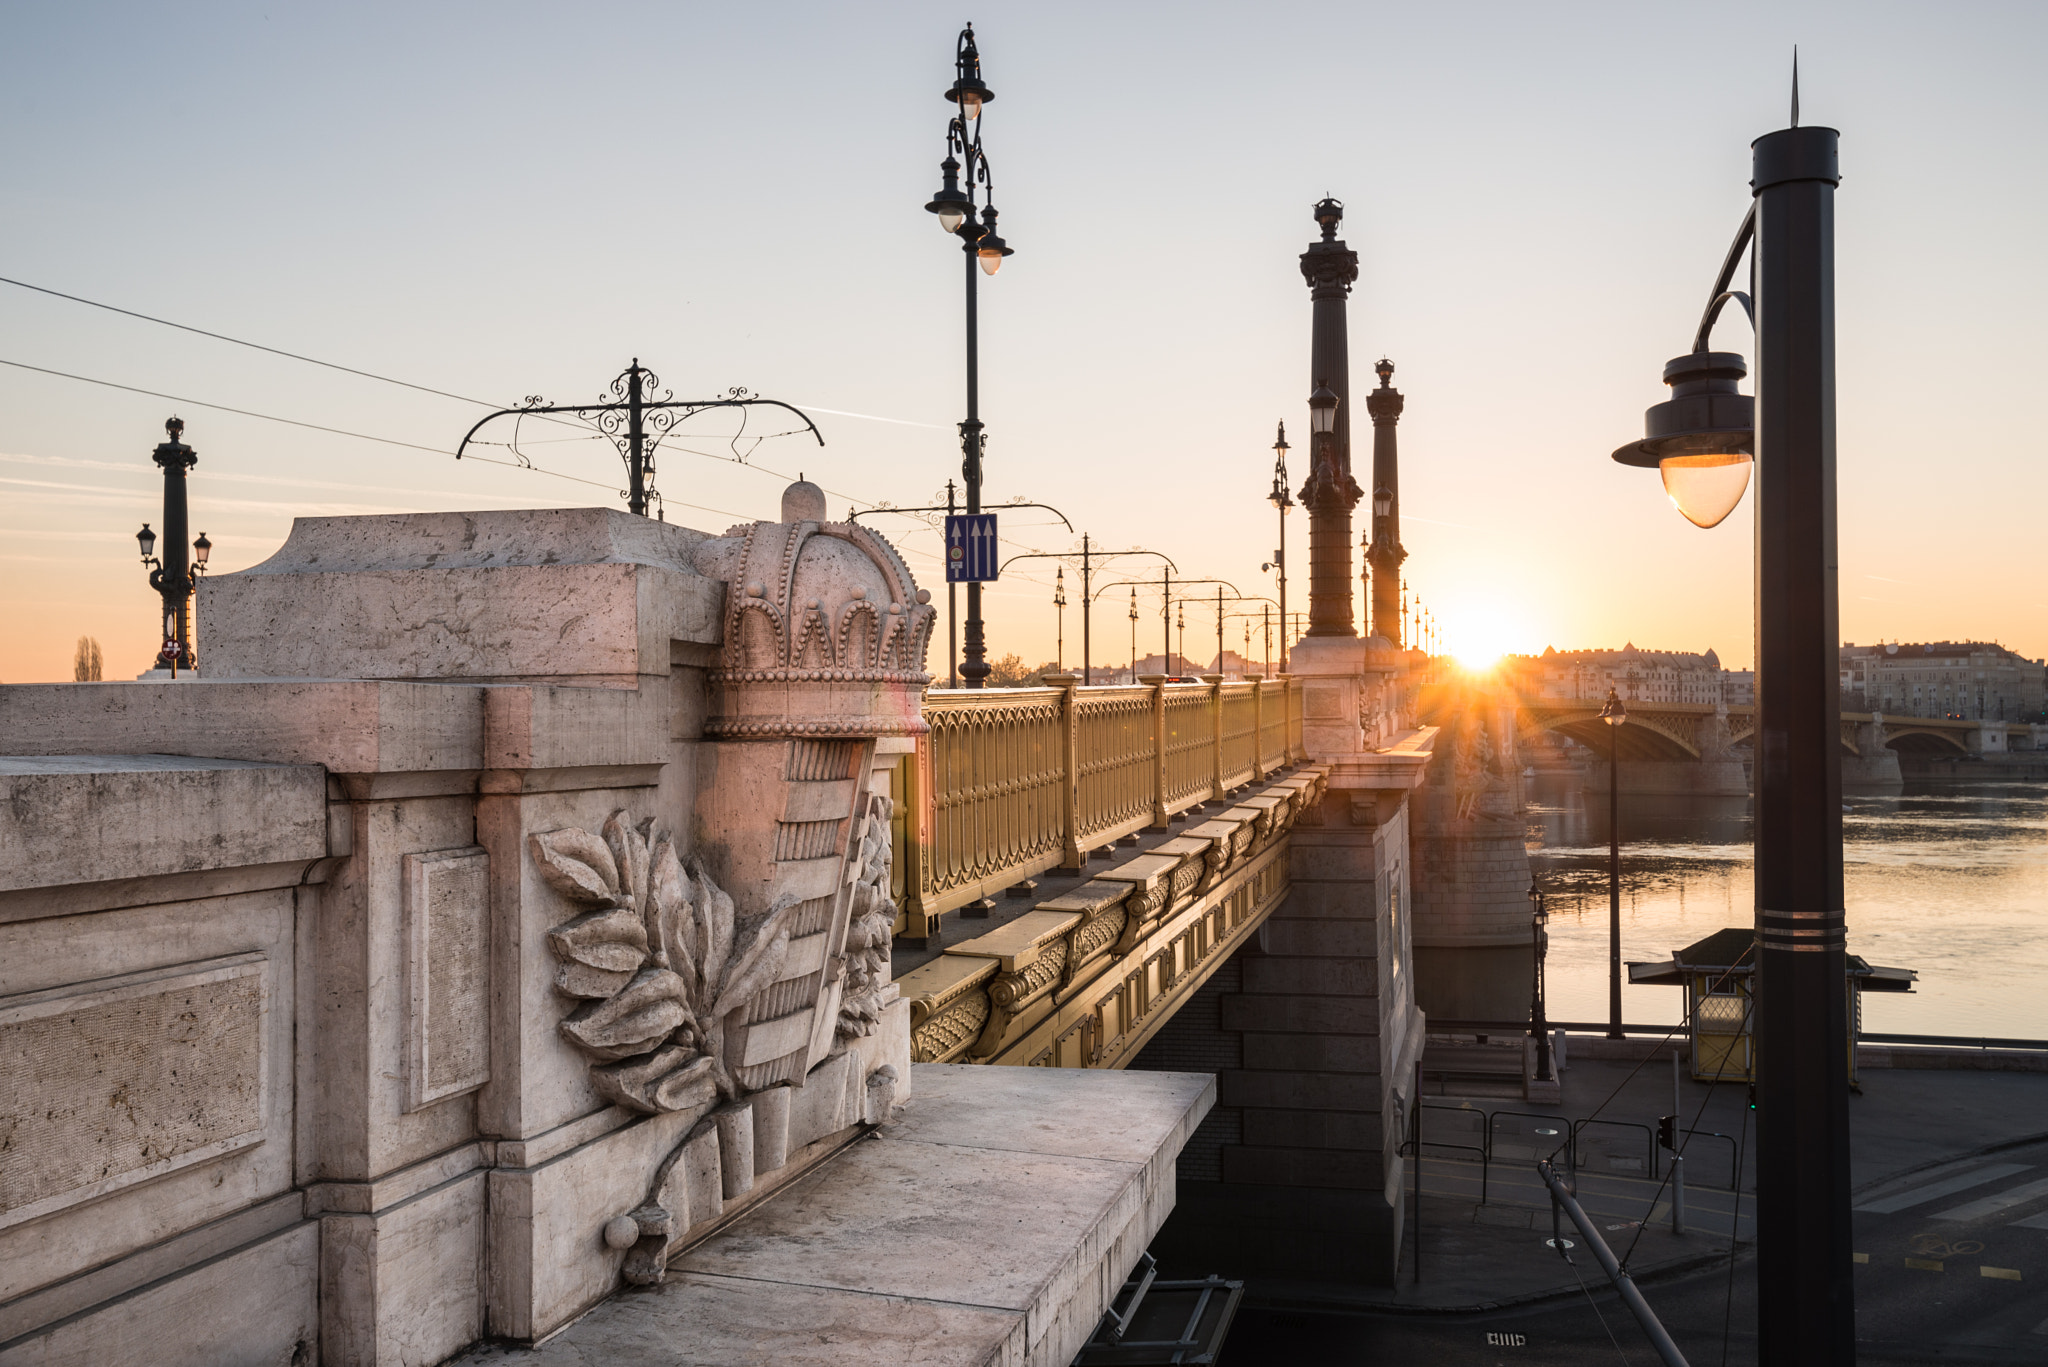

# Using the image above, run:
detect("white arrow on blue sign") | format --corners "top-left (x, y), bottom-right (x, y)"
top-left (944, 513), bottom-right (999, 583)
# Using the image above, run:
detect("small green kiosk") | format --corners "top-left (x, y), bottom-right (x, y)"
top-left (1627, 927), bottom-right (1916, 1083)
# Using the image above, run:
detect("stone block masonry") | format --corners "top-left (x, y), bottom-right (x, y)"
top-left (0, 494), bottom-right (1203, 1366)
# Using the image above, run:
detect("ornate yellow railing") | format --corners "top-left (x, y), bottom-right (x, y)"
top-left (898, 674), bottom-right (1304, 938)
top-left (1257, 677), bottom-right (1289, 772)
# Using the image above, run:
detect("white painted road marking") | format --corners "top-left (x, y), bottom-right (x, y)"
top-left (1853, 1163), bottom-right (2031, 1214)
top-left (2008, 1209), bottom-right (2048, 1230)
top-left (1935, 1175), bottom-right (2048, 1223)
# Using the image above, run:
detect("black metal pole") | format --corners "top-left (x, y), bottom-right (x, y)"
top-left (1609, 717), bottom-right (1623, 1039)
top-left (626, 360), bottom-right (647, 516)
top-left (947, 480), bottom-right (959, 688)
top-left (1215, 587), bottom-right (1224, 673)
top-left (1751, 122), bottom-right (1852, 1366)
top-left (1276, 500), bottom-right (1288, 672)
top-left (959, 239), bottom-right (990, 688)
top-left (1162, 567), bottom-right (1171, 668)
top-left (1411, 1055), bottom-right (1422, 1284)
top-left (1081, 534), bottom-right (1092, 685)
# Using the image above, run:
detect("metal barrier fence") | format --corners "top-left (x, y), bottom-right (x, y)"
top-left (898, 674), bottom-right (1305, 934)
top-left (1419, 1103), bottom-right (1744, 1194)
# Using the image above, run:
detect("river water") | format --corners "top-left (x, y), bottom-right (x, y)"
top-left (1525, 773), bottom-right (2048, 1040)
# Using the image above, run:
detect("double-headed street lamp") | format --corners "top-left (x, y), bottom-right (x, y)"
top-left (924, 23), bottom-right (1013, 689)
top-left (1607, 97), bottom-right (1851, 1361)
top-left (1597, 688), bottom-right (1629, 1040)
top-left (134, 418), bottom-right (211, 675)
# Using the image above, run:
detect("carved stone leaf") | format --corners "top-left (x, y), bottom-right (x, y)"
top-left (560, 967), bottom-right (690, 1062)
top-left (646, 833), bottom-right (692, 979)
top-left (546, 905), bottom-right (650, 975)
top-left (713, 893), bottom-right (803, 1017)
top-left (686, 855), bottom-right (736, 1008)
top-left (530, 828), bottom-right (621, 906)
top-left (592, 1042), bottom-right (721, 1115)
top-left (603, 810), bottom-right (650, 912)
top-left (555, 959), bottom-right (636, 1000)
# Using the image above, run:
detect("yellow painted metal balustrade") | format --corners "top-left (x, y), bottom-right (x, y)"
top-left (896, 674), bottom-right (1305, 939)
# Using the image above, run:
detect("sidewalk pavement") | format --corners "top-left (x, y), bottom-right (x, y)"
top-left (1238, 1051), bottom-right (2048, 1313)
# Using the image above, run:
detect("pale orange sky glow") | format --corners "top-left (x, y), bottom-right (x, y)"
top-left (3, 2), bottom-right (2044, 683)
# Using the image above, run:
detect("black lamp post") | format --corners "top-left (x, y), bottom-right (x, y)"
top-left (1053, 567), bottom-right (1066, 674)
top-left (924, 23), bottom-right (1013, 689)
top-left (135, 417), bottom-right (207, 675)
top-left (1128, 589), bottom-right (1140, 682)
top-left (1597, 687), bottom-right (1628, 1039)
top-left (1264, 423), bottom-right (1293, 672)
top-left (1528, 882), bottom-right (1554, 1082)
top-left (1609, 97), bottom-right (1852, 1361)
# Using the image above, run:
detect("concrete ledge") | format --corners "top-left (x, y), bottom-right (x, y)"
top-left (0, 756), bottom-right (326, 893)
top-left (459, 1065), bottom-right (1214, 1367)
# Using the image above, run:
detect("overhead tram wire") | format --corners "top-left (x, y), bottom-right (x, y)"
top-left (0, 274), bottom-right (1093, 565)
top-left (0, 272), bottom-right (926, 515)
top-left (0, 357), bottom-right (453, 456)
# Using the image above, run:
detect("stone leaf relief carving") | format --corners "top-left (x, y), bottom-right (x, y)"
top-left (532, 811), bottom-right (803, 1114)
top-left (837, 794), bottom-right (895, 1041)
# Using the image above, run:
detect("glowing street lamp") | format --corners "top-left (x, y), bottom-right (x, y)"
top-left (1606, 86), bottom-right (1855, 1358)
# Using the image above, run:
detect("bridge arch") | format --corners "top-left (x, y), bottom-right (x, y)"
top-left (1881, 725), bottom-right (1971, 755)
top-left (1518, 710), bottom-right (1701, 761)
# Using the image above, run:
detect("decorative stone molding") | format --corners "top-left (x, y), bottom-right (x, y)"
top-left (837, 793), bottom-right (895, 1041)
top-left (531, 811), bottom-right (804, 1116)
top-left (897, 767), bottom-right (1326, 1067)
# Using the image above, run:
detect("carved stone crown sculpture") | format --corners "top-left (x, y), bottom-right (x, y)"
top-left (532, 811), bottom-right (803, 1115)
top-left (692, 479), bottom-right (937, 740)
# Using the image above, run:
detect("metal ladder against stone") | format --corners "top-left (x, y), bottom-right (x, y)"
top-left (1071, 1251), bottom-right (1245, 1366)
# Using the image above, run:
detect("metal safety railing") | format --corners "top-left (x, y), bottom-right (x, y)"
top-left (1418, 1104), bottom-right (1744, 1193)
top-left (896, 674), bottom-right (1304, 933)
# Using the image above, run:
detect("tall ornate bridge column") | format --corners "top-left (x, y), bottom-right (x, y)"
top-left (1364, 359), bottom-right (1407, 646)
top-left (1299, 198), bottom-right (1362, 639)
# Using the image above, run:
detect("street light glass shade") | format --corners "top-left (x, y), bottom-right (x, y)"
top-left (1307, 384), bottom-right (1338, 435)
top-left (957, 91), bottom-right (982, 121)
top-left (938, 207), bottom-right (965, 232)
top-left (978, 247), bottom-right (1002, 275)
top-left (1598, 691), bottom-right (1629, 726)
top-left (193, 532), bottom-right (212, 566)
top-left (1659, 453), bottom-right (1751, 529)
top-left (136, 522), bottom-right (156, 561)
top-left (1372, 486), bottom-right (1393, 519)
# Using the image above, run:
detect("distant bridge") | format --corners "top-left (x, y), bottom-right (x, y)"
top-left (1513, 698), bottom-right (2029, 762)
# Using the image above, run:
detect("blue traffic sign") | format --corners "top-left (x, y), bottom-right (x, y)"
top-left (944, 513), bottom-right (999, 583)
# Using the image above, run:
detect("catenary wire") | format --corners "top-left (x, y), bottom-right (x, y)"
top-left (1, 281), bottom-right (1230, 621)
top-left (0, 357), bottom-right (454, 455)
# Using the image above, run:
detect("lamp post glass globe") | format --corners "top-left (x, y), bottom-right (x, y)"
top-left (1612, 350), bottom-right (1755, 529)
top-left (193, 532), bottom-right (212, 567)
top-left (1599, 689), bottom-right (1629, 726)
top-left (1373, 485), bottom-right (1393, 519)
top-left (1307, 384), bottom-right (1338, 436)
top-left (1660, 452), bottom-right (1752, 529)
top-left (136, 522), bottom-right (156, 562)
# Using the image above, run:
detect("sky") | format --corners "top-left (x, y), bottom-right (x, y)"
top-left (3, 1), bottom-right (2044, 683)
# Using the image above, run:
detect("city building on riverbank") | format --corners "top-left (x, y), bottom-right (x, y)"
top-left (1840, 641), bottom-right (2048, 720)
top-left (1514, 644), bottom-right (1753, 706)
